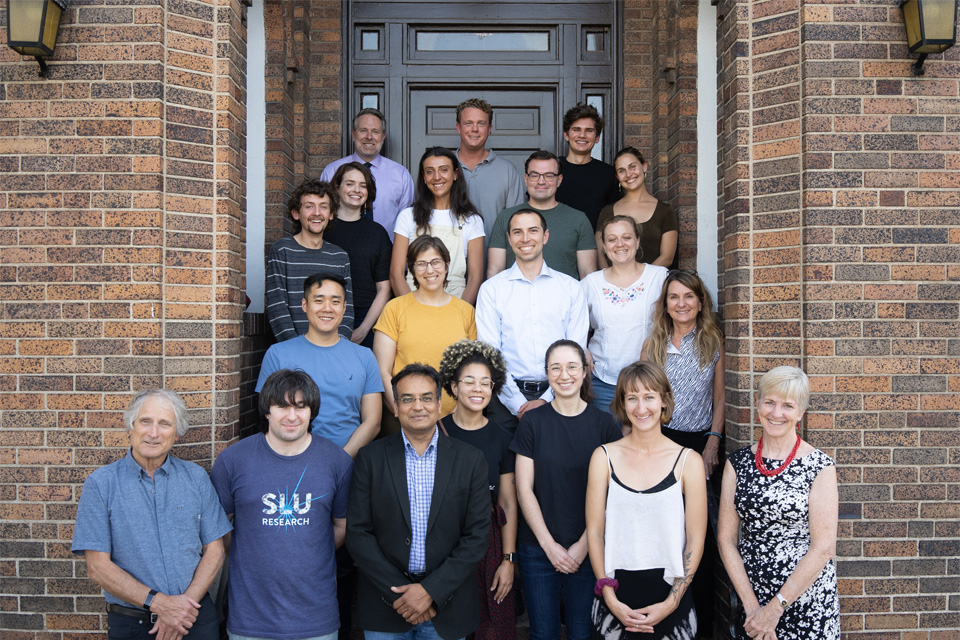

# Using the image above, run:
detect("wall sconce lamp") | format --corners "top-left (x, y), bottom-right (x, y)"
top-left (901, 0), bottom-right (958, 75)
top-left (5, 0), bottom-right (67, 78)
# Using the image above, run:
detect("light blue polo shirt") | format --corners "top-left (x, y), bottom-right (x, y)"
top-left (72, 449), bottom-right (232, 606)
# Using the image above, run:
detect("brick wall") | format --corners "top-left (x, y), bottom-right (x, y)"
top-left (262, 0), bottom-right (342, 248)
top-left (246, 0), bottom-right (342, 441)
top-left (0, 0), bottom-right (248, 636)
top-left (624, 0), bottom-right (701, 269)
top-left (717, 0), bottom-right (960, 637)
top-left (3, 0), bottom-right (958, 637)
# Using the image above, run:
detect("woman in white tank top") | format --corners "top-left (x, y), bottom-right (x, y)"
top-left (585, 361), bottom-right (708, 640)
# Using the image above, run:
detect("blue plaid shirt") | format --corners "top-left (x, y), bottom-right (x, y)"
top-left (402, 427), bottom-right (439, 573)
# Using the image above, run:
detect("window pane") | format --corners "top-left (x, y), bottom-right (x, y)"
top-left (361, 94), bottom-right (379, 110)
top-left (586, 31), bottom-right (604, 52)
top-left (586, 95), bottom-right (604, 160)
top-left (361, 30), bottom-right (380, 51)
top-left (416, 31), bottom-right (549, 52)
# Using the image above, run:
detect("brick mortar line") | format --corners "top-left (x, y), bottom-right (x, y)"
top-left (211, 0), bottom-right (219, 457)
top-left (161, 2), bottom-right (169, 390)
top-left (747, 0), bottom-right (756, 445)
top-left (796, 1), bottom-right (806, 438)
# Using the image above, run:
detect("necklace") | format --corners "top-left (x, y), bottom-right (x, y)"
top-left (754, 434), bottom-right (801, 477)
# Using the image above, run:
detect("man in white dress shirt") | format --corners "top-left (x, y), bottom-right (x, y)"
top-left (320, 108), bottom-right (414, 239)
top-left (475, 209), bottom-right (589, 432)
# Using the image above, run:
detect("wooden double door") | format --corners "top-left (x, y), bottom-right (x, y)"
top-left (347, 1), bottom-right (618, 174)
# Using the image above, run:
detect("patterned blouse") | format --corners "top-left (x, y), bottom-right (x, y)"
top-left (664, 328), bottom-right (719, 433)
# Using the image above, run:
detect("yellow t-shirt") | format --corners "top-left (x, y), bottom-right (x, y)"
top-left (374, 293), bottom-right (477, 415)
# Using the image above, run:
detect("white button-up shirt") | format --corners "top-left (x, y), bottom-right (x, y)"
top-left (476, 260), bottom-right (589, 414)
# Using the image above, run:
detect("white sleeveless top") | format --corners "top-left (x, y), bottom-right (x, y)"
top-left (601, 445), bottom-right (689, 585)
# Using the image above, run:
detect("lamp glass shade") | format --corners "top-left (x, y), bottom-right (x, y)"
top-left (7, 0), bottom-right (64, 57)
top-left (903, 0), bottom-right (923, 48)
top-left (904, 0), bottom-right (958, 54)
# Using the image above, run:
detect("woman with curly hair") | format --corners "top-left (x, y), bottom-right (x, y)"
top-left (438, 339), bottom-right (517, 640)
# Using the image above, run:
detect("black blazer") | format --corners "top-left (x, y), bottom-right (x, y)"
top-left (346, 429), bottom-right (491, 639)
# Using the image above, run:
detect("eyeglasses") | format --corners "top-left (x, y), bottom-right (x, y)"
top-left (398, 394), bottom-right (438, 406)
top-left (547, 363), bottom-right (583, 375)
top-left (458, 377), bottom-right (493, 390)
top-left (413, 259), bottom-right (445, 272)
top-left (526, 172), bottom-right (559, 181)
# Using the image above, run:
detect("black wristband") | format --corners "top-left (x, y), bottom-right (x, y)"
top-left (144, 589), bottom-right (158, 610)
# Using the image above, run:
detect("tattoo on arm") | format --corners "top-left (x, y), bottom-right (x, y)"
top-left (670, 549), bottom-right (694, 602)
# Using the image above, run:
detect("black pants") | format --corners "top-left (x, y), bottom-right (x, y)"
top-left (108, 594), bottom-right (219, 640)
top-left (337, 545), bottom-right (357, 640)
top-left (661, 425), bottom-right (723, 637)
top-left (485, 387), bottom-right (544, 434)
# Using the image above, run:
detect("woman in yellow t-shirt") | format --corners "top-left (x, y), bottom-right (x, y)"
top-left (374, 235), bottom-right (477, 417)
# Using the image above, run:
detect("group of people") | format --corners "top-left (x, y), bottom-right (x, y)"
top-left (71, 97), bottom-right (840, 640)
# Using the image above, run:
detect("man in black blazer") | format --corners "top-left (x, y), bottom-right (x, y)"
top-left (347, 363), bottom-right (490, 640)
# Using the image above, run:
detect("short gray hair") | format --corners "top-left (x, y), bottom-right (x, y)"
top-left (123, 389), bottom-right (191, 436)
top-left (756, 366), bottom-right (810, 413)
top-left (352, 107), bottom-right (385, 131)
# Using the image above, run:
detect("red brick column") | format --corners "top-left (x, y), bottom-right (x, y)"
top-left (0, 1), bottom-right (247, 636)
top-left (624, 0), bottom-right (701, 268)
top-left (717, 0), bottom-right (960, 636)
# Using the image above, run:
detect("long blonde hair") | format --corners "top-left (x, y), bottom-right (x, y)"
top-left (647, 271), bottom-right (723, 371)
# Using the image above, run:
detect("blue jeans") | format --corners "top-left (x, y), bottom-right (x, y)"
top-left (364, 621), bottom-right (461, 640)
top-left (517, 542), bottom-right (594, 640)
top-left (591, 375), bottom-right (616, 415)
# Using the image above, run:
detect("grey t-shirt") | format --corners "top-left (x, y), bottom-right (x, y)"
top-left (457, 149), bottom-right (525, 247)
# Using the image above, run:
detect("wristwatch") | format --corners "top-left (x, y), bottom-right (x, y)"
top-left (502, 552), bottom-right (516, 563)
top-left (775, 592), bottom-right (790, 609)
top-left (143, 589), bottom-right (159, 610)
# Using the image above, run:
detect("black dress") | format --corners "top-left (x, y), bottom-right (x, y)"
top-left (729, 447), bottom-right (840, 639)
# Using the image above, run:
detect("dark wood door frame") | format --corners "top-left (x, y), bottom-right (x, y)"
top-left (343, 0), bottom-right (620, 169)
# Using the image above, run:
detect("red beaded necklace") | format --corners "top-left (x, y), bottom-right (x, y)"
top-left (754, 434), bottom-right (801, 477)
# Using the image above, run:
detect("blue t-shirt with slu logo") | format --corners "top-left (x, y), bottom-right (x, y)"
top-left (211, 433), bottom-right (352, 640)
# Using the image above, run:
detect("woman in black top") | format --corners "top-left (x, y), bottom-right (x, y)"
top-left (326, 162), bottom-right (393, 347)
top-left (511, 340), bottom-right (624, 640)
top-left (439, 339), bottom-right (517, 640)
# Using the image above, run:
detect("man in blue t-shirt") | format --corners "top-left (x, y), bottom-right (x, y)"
top-left (257, 272), bottom-right (383, 457)
top-left (211, 370), bottom-right (353, 640)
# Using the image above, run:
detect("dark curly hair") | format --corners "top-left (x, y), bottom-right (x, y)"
top-left (287, 179), bottom-right (340, 234)
top-left (439, 339), bottom-right (509, 397)
top-left (562, 102), bottom-right (604, 136)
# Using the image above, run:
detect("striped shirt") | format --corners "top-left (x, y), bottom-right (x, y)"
top-left (264, 236), bottom-right (354, 341)
top-left (402, 427), bottom-right (439, 573)
top-left (665, 328), bottom-right (719, 433)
